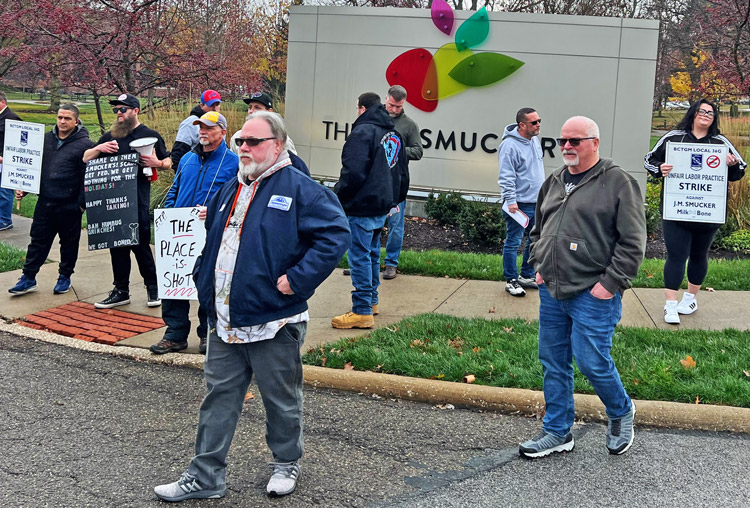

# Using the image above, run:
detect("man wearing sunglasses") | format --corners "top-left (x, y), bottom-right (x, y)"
top-left (154, 111), bottom-right (348, 501)
top-left (521, 116), bottom-right (645, 460)
top-left (83, 93), bottom-right (172, 309)
top-left (497, 107), bottom-right (545, 297)
top-left (150, 112), bottom-right (238, 356)
top-left (170, 90), bottom-right (222, 169)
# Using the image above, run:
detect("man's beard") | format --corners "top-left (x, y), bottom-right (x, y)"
top-left (239, 149), bottom-right (278, 181)
top-left (111, 116), bottom-right (137, 138)
top-left (562, 151), bottom-right (579, 167)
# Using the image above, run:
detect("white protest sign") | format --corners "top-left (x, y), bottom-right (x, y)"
top-left (663, 142), bottom-right (728, 224)
top-left (154, 207), bottom-right (206, 300)
top-left (1, 120), bottom-right (45, 194)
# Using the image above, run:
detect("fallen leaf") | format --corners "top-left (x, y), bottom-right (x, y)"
top-left (385, 326), bottom-right (399, 332)
top-left (644, 268), bottom-right (654, 279)
top-left (434, 403), bottom-right (455, 410)
top-left (633, 379), bottom-right (640, 385)
top-left (244, 392), bottom-right (255, 401)
top-left (344, 362), bottom-right (354, 371)
top-left (680, 355), bottom-right (696, 369)
top-left (411, 339), bottom-right (424, 347)
top-left (321, 357), bottom-right (327, 367)
top-left (706, 287), bottom-right (715, 292)
top-left (488, 306), bottom-right (496, 313)
top-left (473, 346), bottom-right (480, 353)
top-left (695, 395), bottom-right (700, 404)
top-left (437, 374), bottom-right (445, 379)
top-left (743, 370), bottom-right (750, 377)
top-left (463, 374), bottom-right (476, 384)
top-left (503, 326), bottom-right (513, 333)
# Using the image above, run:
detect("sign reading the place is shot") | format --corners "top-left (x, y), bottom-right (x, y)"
top-left (153, 207), bottom-right (205, 300)
top-left (84, 153), bottom-right (139, 250)
top-left (663, 142), bottom-right (728, 224)
top-left (1, 120), bottom-right (44, 194)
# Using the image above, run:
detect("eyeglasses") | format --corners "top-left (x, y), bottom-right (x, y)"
top-left (235, 137), bottom-right (273, 148)
top-left (696, 109), bottom-right (715, 117)
top-left (522, 119), bottom-right (542, 126)
top-left (556, 137), bottom-right (597, 147)
top-left (112, 107), bottom-right (131, 114)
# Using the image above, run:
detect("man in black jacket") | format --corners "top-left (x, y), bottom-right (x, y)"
top-left (331, 92), bottom-right (408, 329)
top-left (170, 90), bottom-right (221, 169)
top-left (0, 91), bottom-right (22, 231)
top-left (9, 104), bottom-right (94, 295)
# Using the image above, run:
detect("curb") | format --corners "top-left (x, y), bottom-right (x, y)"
top-left (3, 322), bottom-right (749, 434)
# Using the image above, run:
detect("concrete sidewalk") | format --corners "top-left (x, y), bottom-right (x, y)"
top-left (3, 215), bottom-right (750, 354)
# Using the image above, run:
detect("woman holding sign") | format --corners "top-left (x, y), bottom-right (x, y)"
top-left (645, 98), bottom-right (746, 324)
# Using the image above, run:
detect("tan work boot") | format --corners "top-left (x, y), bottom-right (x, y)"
top-left (331, 312), bottom-right (374, 329)
top-left (371, 304), bottom-right (379, 315)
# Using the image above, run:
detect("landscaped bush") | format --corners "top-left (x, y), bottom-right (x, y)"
top-left (716, 229), bottom-right (750, 252)
top-left (424, 191), bottom-right (465, 225)
top-left (645, 178), bottom-right (661, 237)
top-left (457, 200), bottom-right (506, 250)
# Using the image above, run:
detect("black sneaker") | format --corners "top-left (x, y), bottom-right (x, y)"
top-left (150, 339), bottom-right (188, 355)
top-left (94, 289), bottom-right (130, 309)
top-left (146, 285), bottom-right (161, 307)
top-left (199, 337), bottom-right (207, 354)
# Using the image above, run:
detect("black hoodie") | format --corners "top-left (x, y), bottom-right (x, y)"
top-left (334, 104), bottom-right (409, 216)
top-left (39, 124), bottom-right (95, 209)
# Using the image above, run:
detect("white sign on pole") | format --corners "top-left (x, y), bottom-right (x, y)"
top-left (663, 142), bottom-right (728, 224)
top-left (1, 120), bottom-right (45, 194)
top-left (154, 207), bottom-right (206, 300)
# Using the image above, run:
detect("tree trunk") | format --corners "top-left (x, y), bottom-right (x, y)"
top-left (48, 77), bottom-right (61, 113)
top-left (92, 90), bottom-right (106, 136)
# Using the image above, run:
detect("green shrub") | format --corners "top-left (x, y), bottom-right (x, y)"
top-left (716, 229), bottom-right (750, 252)
top-left (457, 200), bottom-right (506, 250)
top-left (713, 214), bottom-right (739, 248)
top-left (645, 178), bottom-right (661, 237)
top-left (424, 191), bottom-right (465, 225)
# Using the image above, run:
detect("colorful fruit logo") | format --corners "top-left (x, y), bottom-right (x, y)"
top-left (386, 2), bottom-right (524, 113)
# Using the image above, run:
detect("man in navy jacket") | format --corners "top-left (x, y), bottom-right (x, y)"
top-left (150, 112), bottom-right (238, 355)
top-left (154, 111), bottom-right (349, 502)
top-left (331, 92), bottom-right (408, 329)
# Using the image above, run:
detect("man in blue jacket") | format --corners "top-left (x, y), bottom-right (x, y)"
top-left (154, 111), bottom-right (349, 502)
top-left (9, 104), bottom-right (94, 295)
top-left (331, 92), bottom-right (408, 329)
top-left (150, 111), bottom-right (238, 355)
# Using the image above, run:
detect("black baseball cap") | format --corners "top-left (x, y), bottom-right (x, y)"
top-left (243, 92), bottom-right (273, 109)
top-left (109, 93), bottom-right (140, 109)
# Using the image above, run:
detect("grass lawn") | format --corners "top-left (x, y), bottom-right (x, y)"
top-left (302, 313), bottom-right (750, 408)
top-left (0, 241), bottom-right (26, 273)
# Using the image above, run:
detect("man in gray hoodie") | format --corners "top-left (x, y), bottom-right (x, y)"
top-left (497, 107), bottom-right (545, 297)
top-left (520, 116), bottom-right (645, 460)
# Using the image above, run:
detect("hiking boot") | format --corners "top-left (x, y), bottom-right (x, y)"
top-left (518, 276), bottom-right (538, 289)
top-left (343, 268), bottom-right (351, 275)
top-left (9, 274), bottom-right (37, 295)
top-left (519, 431), bottom-right (574, 459)
top-left (677, 293), bottom-right (698, 315)
top-left (607, 402), bottom-right (636, 455)
top-left (372, 304), bottom-right (379, 315)
top-left (505, 279), bottom-right (526, 297)
top-left (267, 461), bottom-right (300, 497)
top-left (664, 300), bottom-right (680, 324)
top-left (199, 336), bottom-right (207, 354)
top-left (331, 311), bottom-right (374, 329)
top-left (94, 288), bottom-right (130, 309)
top-left (146, 285), bottom-right (161, 307)
top-left (383, 266), bottom-right (397, 279)
top-left (154, 471), bottom-right (226, 502)
top-left (150, 339), bottom-right (188, 355)
top-left (53, 275), bottom-right (71, 294)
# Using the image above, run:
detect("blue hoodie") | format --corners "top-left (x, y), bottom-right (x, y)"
top-left (497, 123), bottom-right (545, 205)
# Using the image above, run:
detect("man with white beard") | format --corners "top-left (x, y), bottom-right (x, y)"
top-left (154, 112), bottom-right (349, 502)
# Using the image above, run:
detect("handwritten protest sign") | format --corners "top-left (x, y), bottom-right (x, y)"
top-left (84, 153), bottom-right (139, 250)
top-left (1, 120), bottom-right (44, 194)
top-left (154, 207), bottom-right (205, 300)
top-left (663, 142), bottom-right (728, 224)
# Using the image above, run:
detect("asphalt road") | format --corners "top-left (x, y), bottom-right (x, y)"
top-left (1, 332), bottom-right (748, 507)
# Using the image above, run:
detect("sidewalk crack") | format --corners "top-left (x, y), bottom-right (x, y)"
top-left (431, 279), bottom-right (470, 313)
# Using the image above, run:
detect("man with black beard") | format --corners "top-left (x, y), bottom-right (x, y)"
top-left (83, 93), bottom-right (172, 309)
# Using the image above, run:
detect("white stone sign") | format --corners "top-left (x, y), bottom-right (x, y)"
top-left (154, 207), bottom-right (206, 300)
top-left (1, 120), bottom-right (44, 194)
top-left (663, 142), bottom-right (728, 224)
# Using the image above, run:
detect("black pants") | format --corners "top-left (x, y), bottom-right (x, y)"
top-left (23, 199), bottom-right (82, 279)
top-left (110, 217), bottom-right (157, 292)
top-left (662, 219), bottom-right (720, 290)
top-left (161, 299), bottom-right (208, 343)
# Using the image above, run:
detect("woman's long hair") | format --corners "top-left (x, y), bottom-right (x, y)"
top-left (675, 99), bottom-right (721, 137)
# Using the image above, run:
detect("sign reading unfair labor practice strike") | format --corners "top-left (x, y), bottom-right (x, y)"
top-left (663, 142), bottom-right (728, 223)
top-left (84, 153), bottom-right (139, 250)
top-left (1, 120), bottom-right (44, 194)
top-left (153, 207), bottom-right (205, 300)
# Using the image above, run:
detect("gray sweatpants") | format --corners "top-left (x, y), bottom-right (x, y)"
top-left (187, 322), bottom-right (306, 489)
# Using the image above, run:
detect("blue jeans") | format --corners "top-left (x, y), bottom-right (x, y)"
top-left (348, 215), bottom-right (386, 315)
top-left (0, 185), bottom-right (13, 225)
top-left (538, 284), bottom-right (631, 437)
top-left (385, 200), bottom-right (405, 267)
top-left (502, 202), bottom-right (536, 281)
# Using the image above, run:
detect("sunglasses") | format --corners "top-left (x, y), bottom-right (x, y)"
top-left (522, 119), bottom-right (542, 126)
top-left (112, 107), bottom-right (132, 114)
top-left (556, 137), bottom-right (597, 147)
top-left (234, 137), bottom-right (273, 148)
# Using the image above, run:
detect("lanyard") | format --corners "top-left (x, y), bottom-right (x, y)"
top-left (224, 180), bottom-right (259, 238)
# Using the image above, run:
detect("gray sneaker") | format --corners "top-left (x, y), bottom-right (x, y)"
top-left (518, 276), bottom-right (538, 289)
top-left (519, 431), bottom-right (574, 459)
top-left (154, 472), bottom-right (226, 502)
top-left (267, 461), bottom-right (300, 497)
top-left (607, 402), bottom-right (636, 455)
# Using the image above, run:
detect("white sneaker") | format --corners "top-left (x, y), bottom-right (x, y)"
top-left (267, 461), bottom-right (300, 497)
top-left (677, 294), bottom-right (698, 315)
top-left (664, 300), bottom-right (680, 324)
top-left (505, 279), bottom-right (526, 297)
top-left (518, 276), bottom-right (538, 289)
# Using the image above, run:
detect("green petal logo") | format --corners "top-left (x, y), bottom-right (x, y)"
top-left (385, 3), bottom-right (524, 112)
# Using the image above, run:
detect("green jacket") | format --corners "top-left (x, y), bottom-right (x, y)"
top-left (528, 158), bottom-right (646, 300)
